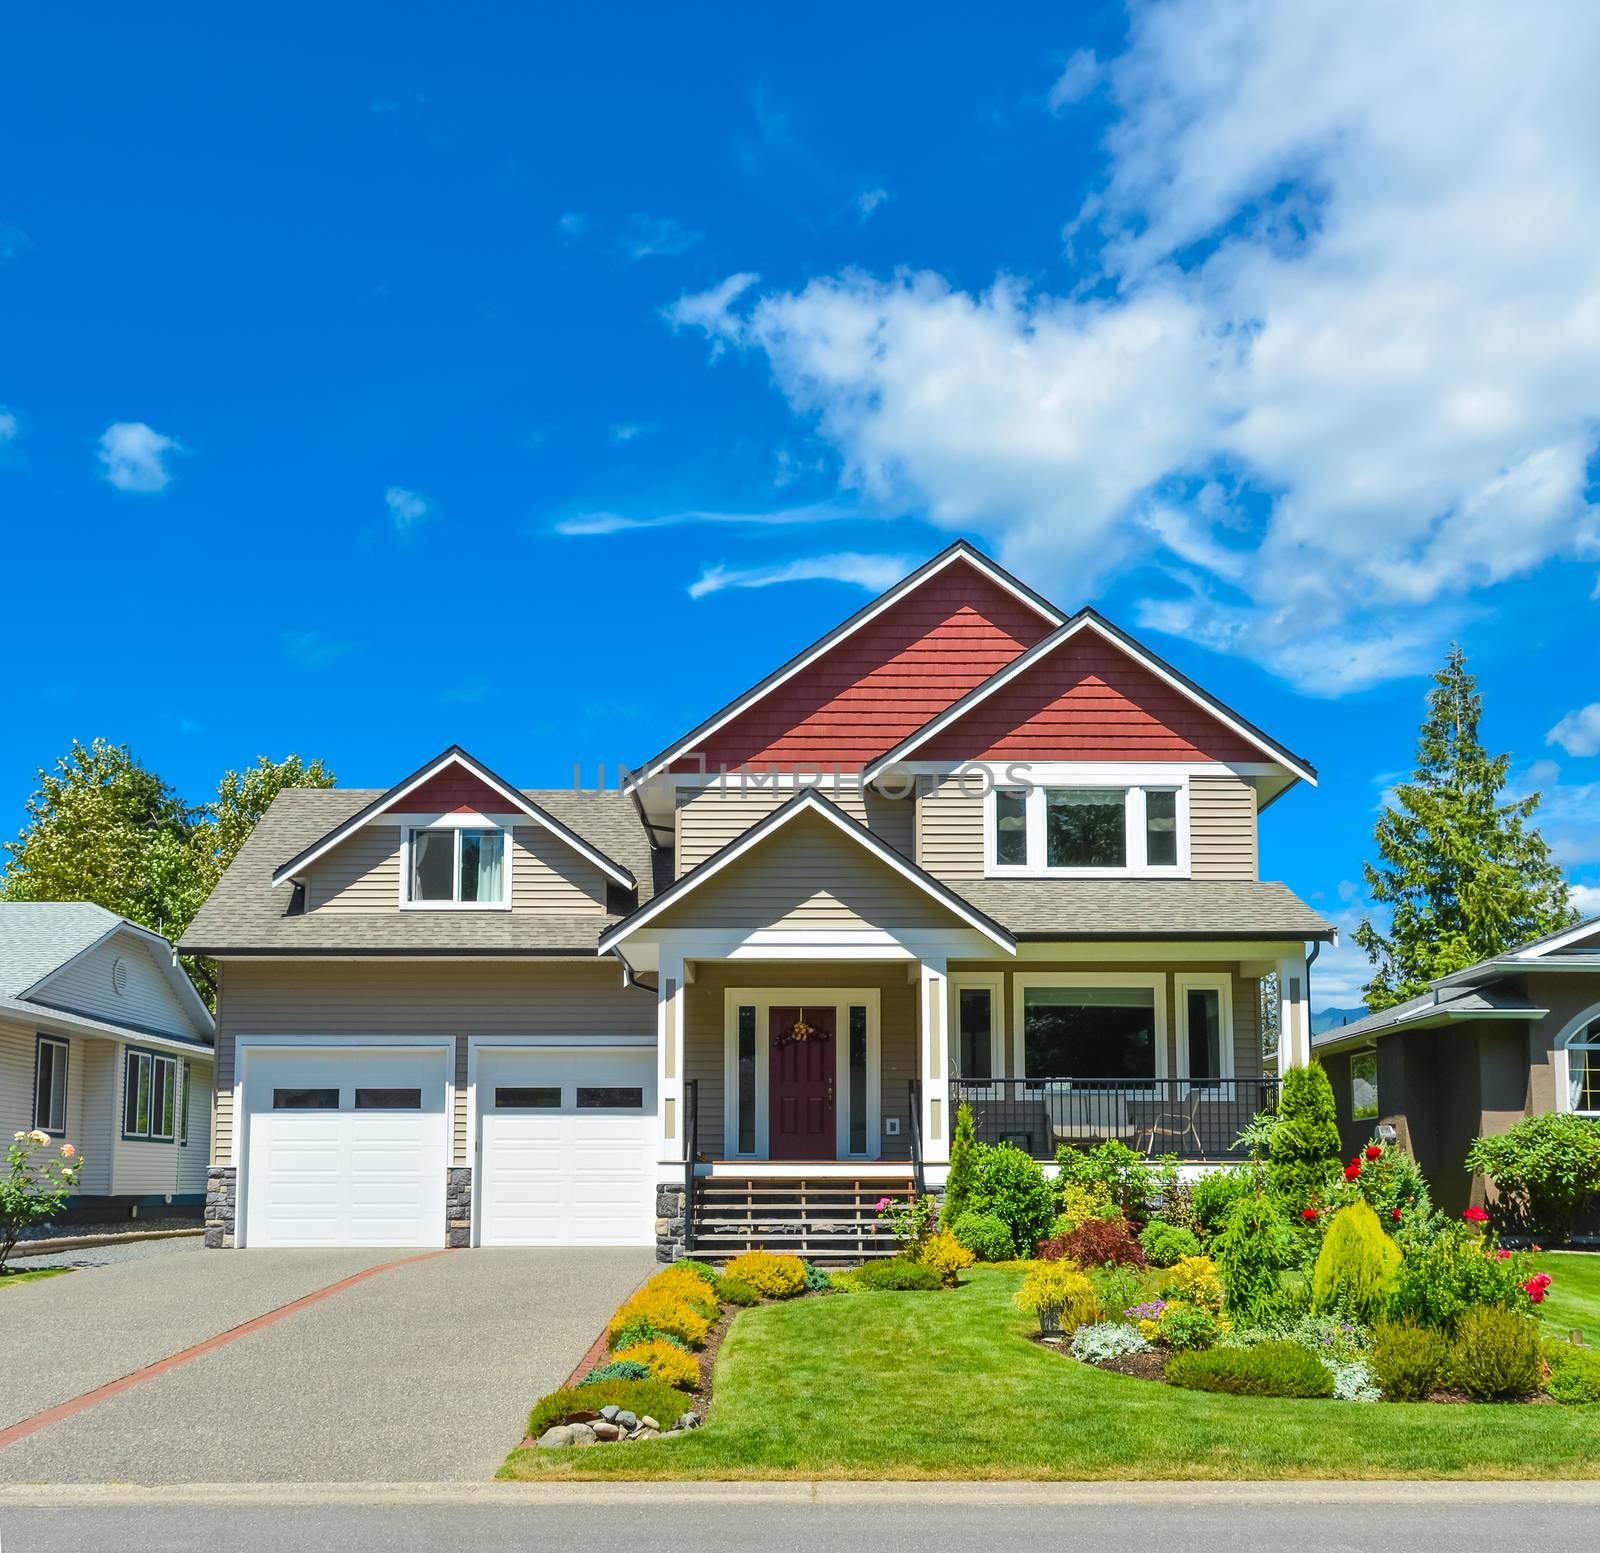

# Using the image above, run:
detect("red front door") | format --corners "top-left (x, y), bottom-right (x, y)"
top-left (768, 1005), bottom-right (836, 1160)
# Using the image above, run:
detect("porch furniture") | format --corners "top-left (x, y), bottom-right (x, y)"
top-left (1137, 1087), bottom-right (1204, 1156)
top-left (1046, 1090), bottom-right (1139, 1146)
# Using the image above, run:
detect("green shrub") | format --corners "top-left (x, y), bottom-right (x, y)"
top-left (1166, 1340), bottom-right (1334, 1398)
top-left (800, 1260), bottom-right (832, 1292)
top-left (1013, 1259), bottom-right (1100, 1333)
top-left (951, 1209), bottom-right (1015, 1261)
top-left (1054, 1180), bottom-right (1117, 1237)
top-left (604, 1317), bottom-right (689, 1352)
top-left (967, 1143), bottom-right (1058, 1255)
top-left (1385, 1220), bottom-right (1533, 1331)
top-left (1268, 1060), bottom-right (1341, 1206)
top-left (847, 1257), bottom-right (944, 1292)
top-left (1055, 1139), bottom-right (1158, 1217)
top-left (673, 1258), bottom-right (720, 1286)
top-left (714, 1275), bottom-right (760, 1306)
top-left (1450, 1306), bottom-right (1543, 1400)
top-left (1156, 1303), bottom-right (1221, 1351)
top-left (941, 1102), bottom-right (979, 1228)
top-left (1369, 1319), bottom-right (1449, 1401)
top-left (1140, 1220), bottom-right (1202, 1267)
top-left (527, 1378), bottom-right (689, 1438)
top-left (1321, 1140), bottom-right (1433, 1227)
top-left (1190, 1167), bottom-right (1257, 1234)
top-left (1087, 1259), bottom-right (1148, 1320)
top-left (1465, 1113), bottom-right (1600, 1241)
top-left (1212, 1193), bottom-right (1298, 1322)
top-left (578, 1359), bottom-right (651, 1386)
top-left (1311, 1202), bottom-right (1403, 1321)
top-left (1543, 1342), bottom-right (1600, 1404)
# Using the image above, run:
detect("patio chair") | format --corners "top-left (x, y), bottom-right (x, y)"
top-left (1046, 1091), bottom-right (1138, 1147)
top-left (1137, 1087), bottom-right (1204, 1156)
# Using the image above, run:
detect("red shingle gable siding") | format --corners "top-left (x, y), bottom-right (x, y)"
top-left (386, 768), bottom-right (512, 815)
top-left (918, 636), bottom-right (1262, 764)
top-left (679, 561), bottom-right (1054, 772)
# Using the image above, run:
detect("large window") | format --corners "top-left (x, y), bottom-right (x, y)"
top-left (1350, 1051), bottom-right (1379, 1121)
top-left (34, 1036), bottom-right (68, 1136)
top-left (1176, 975), bottom-right (1233, 1082)
top-left (990, 784), bottom-right (1185, 876)
top-left (124, 1049), bottom-right (179, 1141)
top-left (407, 826), bottom-right (506, 905)
top-left (1564, 1017), bottom-right (1600, 1115)
top-left (1021, 980), bottom-right (1162, 1081)
top-left (955, 985), bottom-right (998, 1080)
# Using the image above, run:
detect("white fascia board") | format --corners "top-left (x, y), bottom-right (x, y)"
top-left (1511, 916), bottom-right (1600, 959)
top-left (862, 615), bottom-right (1315, 787)
top-left (598, 789), bottom-right (1015, 955)
top-left (626, 544), bottom-right (1064, 791)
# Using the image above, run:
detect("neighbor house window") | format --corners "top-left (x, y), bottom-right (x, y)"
top-left (990, 785), bottom-right (1184, 876)
top-left (1022, 982), bottom-right (1159, 1082)
top-left (180, 1060), bottom-right (191, 1145)
top-left (1563, 1018), bottom-right (1600, 1115)
top-left (124, 1049), bottom-right (179, 1140)
top-left (408, 826), bottom-right (506, 905)
top-left (1350, 1050), bottom-right (1379, 1121)
top-left (34, 1036), bottom-right (69, 1136)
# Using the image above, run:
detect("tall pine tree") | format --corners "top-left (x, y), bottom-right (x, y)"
top-left (1354, 645), bottom-right (1573, 1009)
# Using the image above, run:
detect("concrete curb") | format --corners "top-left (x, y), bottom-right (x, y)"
top-left (10, 1229), bottom-right (203, 1259)
top-left (3, 1480), bottom-right (1600, 1507)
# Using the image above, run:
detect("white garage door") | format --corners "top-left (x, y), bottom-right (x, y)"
top-left (243, 1046), bottom-right (447, 1248)
top-left (477, 1047), bottom-right (656, 1247)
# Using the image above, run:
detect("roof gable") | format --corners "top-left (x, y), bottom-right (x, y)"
top-left (0, 901), bottom-right (122, 997)
top-left (865, 613), bottom-right (1316, 783)
top-left (635, 542), bottom-right (1062, 780)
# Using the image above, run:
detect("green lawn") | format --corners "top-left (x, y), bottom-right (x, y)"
top-left (500, 1267), bottom-right (1599, 1482)
top-left (1535, 1250), bottom-right (1600, 1343)
top-left (0, 1266), bottom-right (72, 1289)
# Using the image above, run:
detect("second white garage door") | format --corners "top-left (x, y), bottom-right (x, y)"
top-left (476, 1047), bottom-right (656, 1246)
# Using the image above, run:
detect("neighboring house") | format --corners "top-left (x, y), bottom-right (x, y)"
top-left (180, 541), bottom-right (1334, 1259)
top-left (1315, 916), bottom-right (1600, 1221)
top-left (0, 902), bottom-right (215, 1218)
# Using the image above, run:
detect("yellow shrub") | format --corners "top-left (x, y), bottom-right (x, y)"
top-left (1013, 1258), bottom-right (1099, 1332)
top-left (646, 1265), bottom-right (722, 1318)
top-left (1160, 1255), bottom-right (1223, 1312)
top-left (918, 1231), bottom-right (976, 1286)
top-left (612, 1338), bottom-right (701, 1390)
top-left (608, 1286), bottom-right (712, 1349)
top-left (1055, 1181), bottom-right (1116, 1236)
top-left (722, 1251), bottom-right (806, 1298)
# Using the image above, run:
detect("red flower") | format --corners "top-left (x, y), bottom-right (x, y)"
top-left (1364, 1144), bottom-right (1383, 1160)
top-left (1463, 1205), bottom-right (1489, 1224)
top-left (1301, 1207), bottom-right (1319, 1222)
top-left (1343, 1161), bottom-right (1362, 1181)
top-left (1391, 1207), bottom-right (1402, 1221)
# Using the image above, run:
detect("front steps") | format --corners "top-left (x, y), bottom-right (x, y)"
top-left (687, 1173), bottom-right (915, 1264)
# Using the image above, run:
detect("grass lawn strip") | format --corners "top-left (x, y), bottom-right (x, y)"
top-left (0, 1267), bottom-right (73, 1290)
top-left (500, 1267), bottom-right (1599, 1482)
top-left (1534, 1251), bottom-right (1600, 1344)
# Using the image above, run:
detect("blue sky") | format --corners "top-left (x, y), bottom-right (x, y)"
top-left (4, 2), bottom-right (1600, 1006)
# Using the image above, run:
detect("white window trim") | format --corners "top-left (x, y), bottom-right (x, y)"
top-left (399, 821), bottom-right (514, 911)
top-left (1012, 972), bottom-right (1169, 1086)
top-left (985, 777), bottom-right (1190, 879)
top-left (948, 973), bottom-right (1005, 1089)
top-left (722, 988), bottom-right (882, 1161)
top-left (34, 1035), bottom-right (69, 1136)
top-left (1554, 1005), bottom-right (1600, 1117)
top-left (1173, 972), bottom-right (1235, 1083)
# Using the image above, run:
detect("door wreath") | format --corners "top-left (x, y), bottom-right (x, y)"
top-left (773, 1015), bottom-right (831, 1049)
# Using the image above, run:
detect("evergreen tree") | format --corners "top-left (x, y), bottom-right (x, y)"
top-left (1354, 644), bottom-right (1574, 1010)
top-left (1267, 1059), bottom-right (1342, 1207)
top-left (941, 1102), bottom-right (979, 1229)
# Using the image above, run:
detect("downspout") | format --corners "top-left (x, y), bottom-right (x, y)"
top-left (1304, 940), bottom-right (1321, 1062)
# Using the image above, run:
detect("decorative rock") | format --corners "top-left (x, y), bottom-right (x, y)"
top-left (675, 1412), bottom-right (699, 1431)
top-left (536, 1426), bottom-right (574, 1448)
top-left (614, 1410), bottom-right (638, 1431)
top-left (599, 1405), bottom-right (621, 1422)
top-left (630, 1425), bottom-right (660, 1440)
top-left (592, 1421), bottom-right (621, 1442)
top-left (568, 1423), bottom-right (597, 1446)
top-left (639, 1416), bottom-right (661, 1431)
top-left (569, 1410), bottom-right (601, 1423)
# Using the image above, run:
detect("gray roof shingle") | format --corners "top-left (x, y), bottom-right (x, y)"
top-left (956, 879), bottom-right (1335, 940)
top-left (1313, 982), bottom-right (1546, 1048)
top-left (0, 901), bottom-right (124, 995)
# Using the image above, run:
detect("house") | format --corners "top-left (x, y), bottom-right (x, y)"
top-left (1314, 915), bottom-right (1600, 1221)
top-left (0, 902), bottom-right (215, 1219)
top-left (179, 541), bottom-right (1334, 1259)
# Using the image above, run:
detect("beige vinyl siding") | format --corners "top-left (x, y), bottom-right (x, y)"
top-left (652, 810), bottom-right (967, 934)
top-left (683, 962), bottom-right (915, 1159)
top-left (29, 931), bottom-right (202, 1041)
top-left (915, 774), bottom-right (985, 882)
top-left (212, 959), bottom-right (654, 1167)
top-left (1189, 773), bottom-right (1258, 880)
top-left (674, 786), bottom-right (913, 875)
top-left (510, 826), bottom-right (608, 913)
top-left (110, 1044), bottom-right (214, 1195)
top-left (307, 826), bottom-right (402, 910)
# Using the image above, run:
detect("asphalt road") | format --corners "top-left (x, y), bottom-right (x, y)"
top-left (3, 1483), bottom-right (1599, 1553)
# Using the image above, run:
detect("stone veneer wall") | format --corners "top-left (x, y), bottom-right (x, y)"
top-left (656, 1183), bottom-right (686, 1263)
top-left (204, 1165), bottom-right (237, 1248)
top-left (446, 1167), bottom-right (472, 1248)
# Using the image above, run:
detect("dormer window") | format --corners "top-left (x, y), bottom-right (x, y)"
top-left (987, 777), bottom-right (1188, 877)
top-left (405, 825), bottom-right (508, 907)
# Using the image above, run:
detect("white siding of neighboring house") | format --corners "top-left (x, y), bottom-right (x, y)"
top-left (0, 1018), bottom-right (118, 1196)
top-left (26, 928), bottom-right (204, 1042)
top-left (109, 1042), bottom-right (213, 1196)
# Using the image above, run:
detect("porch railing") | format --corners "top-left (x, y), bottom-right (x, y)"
top-left (683, 1078), bottom-right (700, 1247)
top-left (950, 1076), bottom-right (1280, 1161)
top-left (907, 1078), bottom-right (925, 1197)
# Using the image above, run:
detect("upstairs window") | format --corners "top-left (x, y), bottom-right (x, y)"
top-left (988, 783), bottom-right (1186, 877)
top-left (406, 826), bottom-right (507, 906)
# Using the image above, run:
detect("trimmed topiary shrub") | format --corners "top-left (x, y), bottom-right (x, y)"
top-left (1211, 1193), bottom-right (1297, 1323)
top-left (611, 1338), bottom-right (700, 1389)
top-left (1369, 1319), bottom-right (1450, 1401)
top-left (917, 1231), bottom-right (976, 1285)
top-left (951, 1209), bottom-right (1014, 1262)
top-left (1268, 1060), bottom-right (1342, 1207)
top-left (608, 1287), bottom-right (712, 1350)
top-left (714, 1275), bottom-right (760, 1307)
top-left (801, 1260), bottom-right (832, 1292)
top-left (1311, 1202), bottom-right (1403, 1320)
top-left (1544, 1342), bottom-right (1600, 1404)
top-left (722, 1251), bottom-right (806, 1298)
top-left (527, 1378), bottom-right (689, 1438)
top-left (941, 1102), bottom-right (980, 1229)
top-left (968, 1142), bottom-right (1058, 1256)
top-left (1039, 1215), bottom-right (1145, 1269)
top-left (1140, 1219), bottom-right (1202, 1267)
top-left (1465, 1112), bottom-right (1600, 1241)
top-left (1167, 1340), bottom-right (1335, 1398)
top-left (1450, 1306), bottom-right (1542, 1400)
top-left (847, 1257), bottom-right (944, 1291)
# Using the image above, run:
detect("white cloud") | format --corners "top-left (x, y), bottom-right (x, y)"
top-left (384, 485), bottom-right (430, 534)
top-left (1548, 704), bottom-right (1600, 758)
top-left (1308, 900), bottom-right (1373, 1009)
top-left (852, 186), bottom-right (892, 223)
top-left (1568, 882), bottom-right (1600, 917)
top-left (97, 422), bottom-right (180, 493)
top-left (557, 500), bottom-right (856, 537)
top-left (688, 551), bottom-right (914, 600)
top-left (672, 4), bottom-right (1600, 692)
top-left (609, 422), bottom-right (655, 444)
top-left (557, 210), bottom-right (589, 240)
top-left (1048, 49), bottom-right (1101, 111)
top-left (619, 213), bottom-right (700, 261)
top-left (0, 408), bottom-right (17, 442)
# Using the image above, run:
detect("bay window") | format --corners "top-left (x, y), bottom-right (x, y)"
top-left (123, 1048), bottom-right (178, 1141)
top-left (988, 782), bottom-right (1186, 876)
top-left (406, 826), bottom-right (507, 906)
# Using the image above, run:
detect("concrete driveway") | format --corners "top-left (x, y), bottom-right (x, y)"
top-left (0, 1240), bottom-right (654, 1484)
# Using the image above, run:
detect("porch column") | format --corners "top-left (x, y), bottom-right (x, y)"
top-left (657, 951), bottom-right (684, 1164)
top-left (919, 958), bottom-right (950, 1165)
top-left (1277, 949), bottom-right (1311, 1074)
